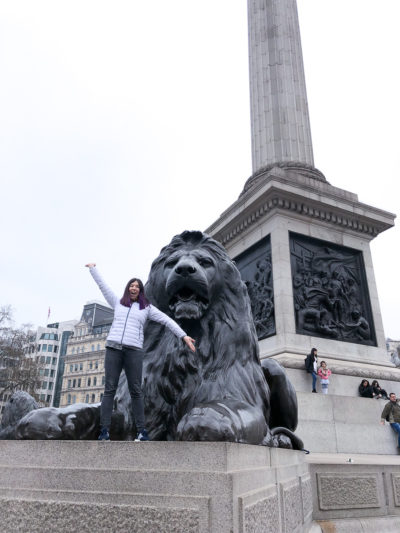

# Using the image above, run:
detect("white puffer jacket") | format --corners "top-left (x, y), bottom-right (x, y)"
top-left (89, 267), bottom-right (186, 348)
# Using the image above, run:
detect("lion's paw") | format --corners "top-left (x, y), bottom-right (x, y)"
top-left (176, 405), bottom-right (237, 442)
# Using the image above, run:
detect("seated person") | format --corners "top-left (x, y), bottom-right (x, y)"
top-left (371, 380), bottom-right (389, 399)
top-left (359, 379), bottom-right (374, 398)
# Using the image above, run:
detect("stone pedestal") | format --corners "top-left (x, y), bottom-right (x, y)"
top-left (206, 166), bottom-right (395, 375)
top-left (0, 441), bottom-right (312, 533)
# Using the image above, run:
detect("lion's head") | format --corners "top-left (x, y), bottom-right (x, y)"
top-left (146, 230), bottom-right (250, 326)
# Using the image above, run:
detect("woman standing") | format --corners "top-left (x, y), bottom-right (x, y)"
top-left (305, 348), bottom-right (318, 393)
top-left (85, 264), bottom-right (195, 441)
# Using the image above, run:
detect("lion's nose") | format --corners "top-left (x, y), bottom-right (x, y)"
top-left (175, 262), bottom-right (197, 277)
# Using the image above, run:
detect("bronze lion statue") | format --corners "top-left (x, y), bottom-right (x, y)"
top-left (141, 231), bottom-right (302, 449)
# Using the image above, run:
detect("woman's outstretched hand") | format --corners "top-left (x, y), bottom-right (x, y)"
top-left (85, 263), bottom-right (96, 268)
top-left (183, 336), bottom-right (196, 352)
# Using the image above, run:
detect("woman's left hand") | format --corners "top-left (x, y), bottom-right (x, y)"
top-left (183, 336), bottom-right (196, 352)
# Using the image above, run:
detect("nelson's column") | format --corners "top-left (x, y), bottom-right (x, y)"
top-left (207, 0), bottom-right (400, 492)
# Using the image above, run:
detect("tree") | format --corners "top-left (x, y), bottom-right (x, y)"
top-left (0, 306), bottom-right (42, 401)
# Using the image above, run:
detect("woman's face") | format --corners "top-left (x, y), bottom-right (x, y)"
top-left (362, 380), bottom-right (368, 387)
top-left (129, 281), bottom-right (140, 301)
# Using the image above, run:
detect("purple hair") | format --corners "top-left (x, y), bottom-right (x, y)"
top-left (120, 278), bottom-right (150, 310)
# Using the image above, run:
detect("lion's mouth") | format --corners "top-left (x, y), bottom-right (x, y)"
top-left (168, 285), bottom-right (209, 320)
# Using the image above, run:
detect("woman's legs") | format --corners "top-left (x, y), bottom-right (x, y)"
top-left (123, 347), bottom-right (145, 432)
top-left (312, 371), bottom-right (317, 392)
top-left (101, 347), bottom-right (124, 429)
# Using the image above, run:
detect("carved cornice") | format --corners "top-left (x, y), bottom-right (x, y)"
top-left (212, 190), bottom-right (393, 247)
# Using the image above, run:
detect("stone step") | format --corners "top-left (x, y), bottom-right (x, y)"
top-left (296, 392), bottom-right (398, 454)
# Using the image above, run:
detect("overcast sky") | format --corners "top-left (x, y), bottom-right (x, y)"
top-left (1, 1), bottom-right (399, 339)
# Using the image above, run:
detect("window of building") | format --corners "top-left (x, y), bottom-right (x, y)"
top-left (42, 381), bottom-right (47, 389)
top-left (72, 379), bottom-right (76, 388)
top-left (52, 357), bottom-right (57, 365)
top-left (37, 344), bottom-right (41, 352)
top-left (100, 393), bottom-right (103, 401)
top-left (46, 395), bottom-right (51, 402)
top-left (48, 382), bottom-right (53, 390)
top-left (80, 362), bottom-right (83, 371)
top-left (50, 369), bottom-right (55, 377)
top-left (91, 394), bottom-right (95, 403)
top-left (97, 344), bottom-right (100, 351)
top-left (70, 364), bottom-right (73, 372)
top-left (39, 369), bottom-right (44, 376)
top-left (74, 363), bottom-right (78, 371)
top-left (95, 361), bottom-right (99, 369)
top-left (78, 378), bottom-right (81, 387)
top-left (46, 356), bottom-right (51, 364)
top-left (91, 344), bottom-right (95, 351)
top-left (102, 376), bottom-right (105, 385)
top-left (85, 394), bottom-right (89, 403)
top-left (40, 394), bottom-right (46, 401)
top-left (89, 361), bottom-right (93, 370)
top-left (72, 395), bottom-right (76, 403)
top-left (47, 345), bottom-right (53, 353)
top-left (54, 346), bottom-right (58, 353)
top-left (93, 377), bottom-right (97, 386)
top-left (87, 378), bottom-right (91, 387)
top-left (67, 394), bottom-right (71, 404)
top-left (68, 379), bottom-right (71, 388)
top-left (42, 344), bottom-right (47, 352)
top-left (44, 369), bottom-right (49, 376)
top-left (81, 346), bottom-right (85, 353)
top-left (71, 348), bottom-right (75, 355)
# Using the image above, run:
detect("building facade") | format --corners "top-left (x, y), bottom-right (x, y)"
top-left (60, 301), bottom-right (113, 407)
top-left (27, 320), bottom-right (77, 407)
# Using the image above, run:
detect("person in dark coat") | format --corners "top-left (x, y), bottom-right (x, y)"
top-left (380, 392), bottom-right (400, 448)
top-left (305, 348), bottom-right (318, 393)
top-left (359, 379), bottom-right (374, 398)
top-left (371, 380), bottom-right (389, 400)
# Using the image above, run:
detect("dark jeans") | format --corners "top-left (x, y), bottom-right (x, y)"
top-left (391, 422), bottom-right (400, 447)
top-left (101, 346), bottom-right (145, 431)
top-left (311, 371), bottom-right (317, 390)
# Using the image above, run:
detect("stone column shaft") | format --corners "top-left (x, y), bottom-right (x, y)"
top-left (248, 0), bottom-right (314, 172)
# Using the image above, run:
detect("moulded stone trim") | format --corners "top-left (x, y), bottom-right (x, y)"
top-left (300, 474), bottom-right (313, 520)
top-left (316, 473), bottom-right (380, 510)
top-left (277, 357), bottom-right (400, 382)
top-left (238, 485), bottom-right (281, 533)
top-left (279, 478), bottom-right (303, 533)
top-left (216, 192), bottom-right (388, 246)
top-left (391, 474), bottom-right (400, 507)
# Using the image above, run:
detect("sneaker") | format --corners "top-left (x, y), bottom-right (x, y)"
top-left (98, 427), bottom-right (110, 441)
top-left (135, 429), bottom-right (150, 441)
top-left (312, 389), bottom-right (317, 393)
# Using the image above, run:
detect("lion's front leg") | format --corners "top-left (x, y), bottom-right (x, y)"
top-left (176, 400), bottom-right (268, 445)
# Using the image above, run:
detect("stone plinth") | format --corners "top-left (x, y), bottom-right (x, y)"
top-left (307, 453), bottom-right (400, 524)
top-left (0, 441), bottom-right (312, 533)
top-left (206, 166), bottom-right (395, 370)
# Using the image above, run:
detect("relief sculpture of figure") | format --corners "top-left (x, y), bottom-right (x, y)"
top-left (0, 231), bottom-right (303, 450)
top-left (291, 235), bottom-right (375, 345)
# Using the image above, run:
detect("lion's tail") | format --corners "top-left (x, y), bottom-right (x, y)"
top-left (270, 426), bottom-right (304, 451)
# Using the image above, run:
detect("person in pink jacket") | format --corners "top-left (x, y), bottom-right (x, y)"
top-left (317, 361), bottom-right (332, 394)
top-left (86, 263), bottom-right (195, 441)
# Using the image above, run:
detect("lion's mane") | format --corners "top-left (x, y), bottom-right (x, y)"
top-left (143, 231), bottom-right (271, 441)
